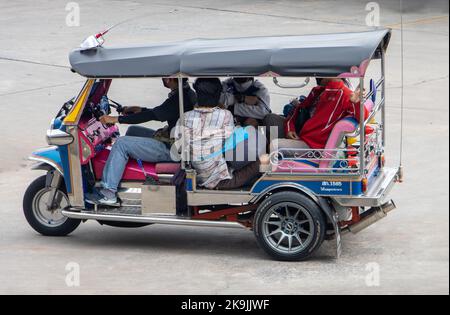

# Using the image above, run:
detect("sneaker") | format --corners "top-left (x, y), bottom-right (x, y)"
top-left (85, 188), bottom-right (118, 206)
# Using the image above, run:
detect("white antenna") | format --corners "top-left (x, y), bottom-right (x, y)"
top-left (399, 0), bottom-right (405, 181)
top-left (80, 12), bottom-right (173, 50)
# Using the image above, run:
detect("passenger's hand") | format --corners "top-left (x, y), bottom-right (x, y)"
top-left (122, 106), bottom-right (142, 115)
top-left (244, 96), bottom-right (259, 106)
top-left (286, 131), bottom-right (299, 140)
top-left (100, 115), bottom-right (118, 125)
top-left (350, 88), bottom-right (366, 103)
top-left (290, 98), bottom-right (300, 107)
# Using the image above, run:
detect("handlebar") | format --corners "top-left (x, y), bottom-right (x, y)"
top-left (108, 98), bottom-right (124, 114)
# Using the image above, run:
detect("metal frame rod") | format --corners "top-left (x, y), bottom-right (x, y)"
top-left (359, 77), bottom-right (366, 176)
top-left (178, 77), bottom-right (185, 169)
top-left (381, 49), bottom-right (386, 148)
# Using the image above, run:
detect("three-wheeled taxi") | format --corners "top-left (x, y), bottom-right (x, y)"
top-left (23, 29), bottom-right (401, 261)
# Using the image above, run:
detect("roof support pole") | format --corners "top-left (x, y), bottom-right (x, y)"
top-left (381, 49), bottom-right (386, 148)
top-left (359, 77), bottom-right (366, 177)
top-left (178, 77), bottom-right (186, 170)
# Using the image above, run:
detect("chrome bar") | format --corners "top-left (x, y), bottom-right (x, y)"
top-left (46, 170), bottom-right (62, 210)
top-left (62, 210), bottom-right (247, 229)
top-left (381, 50), bottom-right (386, 147)
top-left (359, 78), bottom-right (365, 176)
top-left (273, 77), bottom-right (311, 89)
top-left (178, 77), bottom-right (185, 170)
top-left (346, 97), bottom-right (385, 138)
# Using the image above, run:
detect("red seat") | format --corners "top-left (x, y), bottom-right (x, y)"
top-left (155, 163), bottom-right (181, 174)
top-left (92, 149), bottom-right (181, 181)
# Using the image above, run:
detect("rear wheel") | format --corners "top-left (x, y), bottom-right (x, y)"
top-left (254, 191), bottom-right (326, 261)
top-left (23, 175), bottom-right (81, 236)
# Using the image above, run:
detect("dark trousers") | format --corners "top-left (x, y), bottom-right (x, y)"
top-left (216, 161), bottom-right (260, 190)
top-left (262, 113), bottom-right (286, 142)
top-left (125, 125), bottom-right (156, 138)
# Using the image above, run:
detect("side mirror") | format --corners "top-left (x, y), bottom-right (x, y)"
top-left (46, 129), bottom-right (74, 146)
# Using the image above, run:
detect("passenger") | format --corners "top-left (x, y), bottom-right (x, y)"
top-left (175, 78), bottom-right (261, 190)
top-left (220, 77), bottom-right (271, 128)
top-left (270, 78), bottom-right (368, 154)
top-left (86, 78), bottom-right (196, 206)
top-left (263, 78), bottom-right (327, 142)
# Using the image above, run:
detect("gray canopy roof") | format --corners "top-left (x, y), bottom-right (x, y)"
top-left (69, 29), bottom-right (391, 78)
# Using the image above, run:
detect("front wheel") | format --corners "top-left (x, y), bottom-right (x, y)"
top-left (254, 191), bottom-right (326, 261)
top-left (23, 175), bottom-right (81, 236)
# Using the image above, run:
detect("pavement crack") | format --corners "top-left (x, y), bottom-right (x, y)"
top-left (388, 75), bottom-right (449, 89)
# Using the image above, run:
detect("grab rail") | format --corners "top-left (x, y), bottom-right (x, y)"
top-left (273, 77), bottom-right (311, 89)
top-left (345, 76), bottom-right (385, 138)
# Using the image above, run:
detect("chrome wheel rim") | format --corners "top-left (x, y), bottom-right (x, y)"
top-left (32, 188), bottom-right (69, 228)
top-left (262, 202), bottom-right (315, 255)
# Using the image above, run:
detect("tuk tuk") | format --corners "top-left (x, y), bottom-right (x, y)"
top-left (23, 29), bottom-right (401, 261)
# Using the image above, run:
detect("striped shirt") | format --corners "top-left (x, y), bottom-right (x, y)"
top-left (174, 107), bottom-right (235, 189)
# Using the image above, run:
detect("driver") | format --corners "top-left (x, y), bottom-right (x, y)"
top-left (86, 78), bottom-right (196, 206)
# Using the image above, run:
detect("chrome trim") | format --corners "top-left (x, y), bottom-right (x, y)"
top-left (251, 182), bottom-right (319, 204)
top-left (142, 185), bottom-right (177, 214)
top-left (45, 171), bottom-right (62, 211)
top-left (359, 77), bottom-right (366, 176)
top-left (66, 125), bottom-right (85, 207)
top-left (273, 77), bottom-right (310, 89)
top-left (29, 157), bottom-right (63, 175)
top-left (46, 129), bottom-right (74, 146)
top-left (178, 77), bottom-right (186, 170)
top-left (332, 167), bottom-right (399, 207)
top-left (62, 210), bottom-right (247, 229)
top-left (381, 50), bottom-right (386, 147)
top-left (187, 190), bottom-right (253, 206)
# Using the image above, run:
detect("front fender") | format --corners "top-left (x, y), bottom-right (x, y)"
top-left (29, 146), bottom-right (63, 175)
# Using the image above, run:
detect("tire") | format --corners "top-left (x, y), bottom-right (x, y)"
top-left (254, 191), bottom-right (326, 261)
top-left (23, 175), bottom-right (81, 236)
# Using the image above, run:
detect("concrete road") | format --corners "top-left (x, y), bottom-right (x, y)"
top-left (0, 0), bottom-right (448, 295)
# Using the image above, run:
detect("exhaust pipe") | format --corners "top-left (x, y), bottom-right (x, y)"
top-left (348, 200), bottom-right (396, 234)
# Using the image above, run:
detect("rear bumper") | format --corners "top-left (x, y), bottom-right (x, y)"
top-left (332, 167), bottom-right (400, 207)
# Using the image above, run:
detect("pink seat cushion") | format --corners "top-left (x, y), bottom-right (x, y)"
top-left (155, 163), bottom-right (181, 174)
top-left (319, 118), bottom-right (358, 170)
top-left (273, 161), bottom-right (319, 173)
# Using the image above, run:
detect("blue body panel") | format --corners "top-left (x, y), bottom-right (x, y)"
top-left (251, 179), bottom-right (363, 196)
top-left (32, 145), bottom-right (72, 194)
top-left (186, 178), bottom-right (194, 192)
top-left (186, 176), bottom-right (363, 196)
top-left (32, 146), bottom-right (62, 168)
